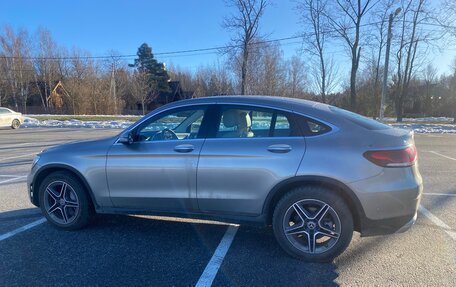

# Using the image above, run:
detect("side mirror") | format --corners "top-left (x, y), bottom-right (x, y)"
top-left (118, 131), bottom-right (134, 145)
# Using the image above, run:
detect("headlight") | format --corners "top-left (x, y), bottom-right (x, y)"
top-left (32, 155), bottom-right (40, 168)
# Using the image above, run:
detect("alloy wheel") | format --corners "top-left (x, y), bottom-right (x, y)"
top-left (43, 181), bottom-right (80, 225)
top-left (12, 120), bottom-right (20, 129)
top-left (282, 199), bottom-right (341, 254)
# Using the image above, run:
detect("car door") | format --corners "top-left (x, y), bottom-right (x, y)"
top-left (197, 104), bottom-right (307, 216)
top-left (106, 105), bottom-right (211, 212)
top-left (0, 108), bottom-right (9, 127)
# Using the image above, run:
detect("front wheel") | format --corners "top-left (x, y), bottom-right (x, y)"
top-left (39, 172), bottom-right (92, 230)
top-left (11, 119), bottom-right (20, 129)
top-left (272, 186), bottom-right (354, 262)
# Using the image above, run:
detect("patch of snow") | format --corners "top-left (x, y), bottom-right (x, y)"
top-left (24, 114), bottom-right (139, 118)
top-left (384, 117), bottom-right (454, 123)
top-left (22, 117), bottom-right (133, 129)
top-left (391, 123), bottom-right (456, 134)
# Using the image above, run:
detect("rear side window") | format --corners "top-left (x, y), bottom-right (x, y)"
top-left (306, 120), bottom-right (330, 135)
top-left (329, 106), bottom-right (391, 130)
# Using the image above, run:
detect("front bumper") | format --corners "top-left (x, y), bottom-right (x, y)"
top-left (27, 163), bottom-right (41, 207)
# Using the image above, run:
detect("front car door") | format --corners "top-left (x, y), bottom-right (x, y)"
top-left (0, 108), bottom-right (10, 127)
top-left (197, 104), bottom-right (307, 216)
top-left (106, 105), bottom-right (211, 212)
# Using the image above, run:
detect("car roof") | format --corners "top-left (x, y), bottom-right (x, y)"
top-left (157, 95), bottom-right (337, 123)
top-left (164, 95), bottom-right (328, 111)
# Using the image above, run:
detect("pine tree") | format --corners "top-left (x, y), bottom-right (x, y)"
top-left (130, 43), bottom-right (170, 92)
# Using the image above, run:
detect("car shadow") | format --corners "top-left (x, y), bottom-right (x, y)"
top-left (1, 190), bottom-right (454, 287)
top-left (213, 224), bottom-right (338, 286)
top-left (0, 208), bottom-right (42, 221)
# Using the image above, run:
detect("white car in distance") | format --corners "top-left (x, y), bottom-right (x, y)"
top-left (0, 107), bottom-right (23, 129)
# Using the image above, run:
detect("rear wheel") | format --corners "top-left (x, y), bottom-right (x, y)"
top-left (39, 172), bottom-right (92, 230)
top-left (272, 186), bottom-right (354, 262)
top-left (11, 119), bottom-right (20, 129)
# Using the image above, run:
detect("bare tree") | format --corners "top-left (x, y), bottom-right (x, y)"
top-left (33, 28), bottom-right (62, 110)
top-left (0, 26), bottom-right (33, 112)
top-left (310, 56), bottom-right (339, 100)
top-left (63, 48), bottom-right (93, 114)
top-left (451, 58), bottom-right (456, 123)
top-left (286, 55), bottom-right (307, 98)
top-left (223, 0), bottom-right (268, 95)
top-left (103, 51), bottom-right (126, 114)
top-left (131, 71), bottom-right (156, 115)
top-left (325, 0), bottom-right (378, 111)
top-left (368, 0), bottom-right (398, 116)
top-left (255, 43), bottom-right (286, 96)
top-left (392, 0), bottom-right (439, 121)
top-left (296, 0), bottom-right (332, 102)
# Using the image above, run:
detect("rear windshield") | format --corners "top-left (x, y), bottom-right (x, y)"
top-left (329, 106), bottom-right (391, 130)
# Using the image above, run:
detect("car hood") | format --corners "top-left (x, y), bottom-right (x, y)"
top-left (41, 136), bottom-right (118, 155)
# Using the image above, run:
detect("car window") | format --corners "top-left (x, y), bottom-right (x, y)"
top-left (217, 108), bottom-right (271, 138)
top-left (137, 108), bottom-right (205, 141)
top-left (0, 108), bottom-right (10, 114)
top-left (215, 106), bottom-right (301, 138)
top-left (273, 114), bottom-right (292, 137)
top-left (306, 120), bottom-right (330, 135)
top-left (292, 113), bottom-right (331, 136)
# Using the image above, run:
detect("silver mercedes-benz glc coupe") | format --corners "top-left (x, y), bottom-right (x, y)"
top-left (28, 96), bottom-right (422, 262)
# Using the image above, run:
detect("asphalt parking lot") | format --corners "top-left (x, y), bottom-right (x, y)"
top-left (0, 128), bottom-right (455, 286)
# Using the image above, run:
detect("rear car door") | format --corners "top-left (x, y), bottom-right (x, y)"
top-left (106, 105), bottom-right (211, 212)
top-left (197, 104), bottom-right (307, 216)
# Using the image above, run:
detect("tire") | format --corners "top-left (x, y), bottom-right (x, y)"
top-left (11, 119), bottom-right (20, 129)
top-left (272, 186), bottom-right (354, 262)
top-left (38, 171), bottom-right (92, 230)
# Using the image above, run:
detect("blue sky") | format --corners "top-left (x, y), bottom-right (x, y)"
top-left (1, 0), bottom-right (455, 75)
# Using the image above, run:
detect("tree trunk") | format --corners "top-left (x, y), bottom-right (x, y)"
top-left (319, 49), bottom-right (326, 103)
top-left (241, 44), bottom-right (249, 95)
top-left (395, 96), bottom-right (403, 122)
top-left (350, 64), bottom-right (357, 110)
top-left (350, 46), bottom-right (361, 112)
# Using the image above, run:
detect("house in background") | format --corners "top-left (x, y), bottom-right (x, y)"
top-left (46, 81), bottom-right (70, 112)
top-left (27, 80), bottom-right (70, 113)
top-left (135, 80), bottom-right (194, 112)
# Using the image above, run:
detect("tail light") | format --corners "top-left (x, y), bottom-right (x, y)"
top-left (363, 146), bottom-right (417, 167)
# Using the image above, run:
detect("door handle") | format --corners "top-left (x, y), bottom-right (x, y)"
top-left (174, 144), bottom-right (194, 153)
top-left (267, 144), bottom-right (292, 153)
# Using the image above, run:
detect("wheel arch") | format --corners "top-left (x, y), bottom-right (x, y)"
top-left (263, 176), bottom-right (365, 232)
top-left (32, 164), bottom-right (98, 210)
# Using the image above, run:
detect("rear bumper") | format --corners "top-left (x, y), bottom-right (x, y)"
top-left (349, 164), bottom-right (422, 236)
top-left (360, 211), bottom-right (417, 236)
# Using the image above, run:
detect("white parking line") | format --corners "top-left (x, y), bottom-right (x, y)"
top-left (423, 193), bottom-right (456, 197)
top-left (196, 225), bottom-right (239, 287)
top-left (0, 217), bottom-right (46, 242)
top-left (429, 151), bottom-right (456, 161)
top-left (0, 174), bottom-right (27, 178)
top-left (419, 205), bottom-right (456, 241)
top-left (0, 175), bottom-right (27, 185)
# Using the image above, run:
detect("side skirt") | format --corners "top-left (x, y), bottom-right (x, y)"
top-left (96, 207), bottom-right (268, 226)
